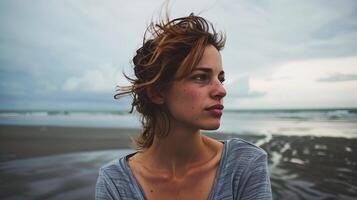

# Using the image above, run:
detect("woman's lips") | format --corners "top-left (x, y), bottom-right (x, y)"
top-left (208, 109), bottom-right (222, 117)
top-left (205, 104), bottom-right (224, 117)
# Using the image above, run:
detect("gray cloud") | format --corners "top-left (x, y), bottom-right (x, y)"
top-left (0, 0), bottom-right (356, 110)
top-left (318, 73), bottom-right (357, 82)
top-left (217, 0), bottom-right (357, 75)
top-left (226, 77), bottom-right (266, 99)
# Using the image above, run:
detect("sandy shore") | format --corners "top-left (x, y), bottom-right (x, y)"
top-left (0, 125), bottom-right (250, 162)
top-left (0, 125), bottom-right (140, 161)
top-left (1, 124), bottom-right (357, 199)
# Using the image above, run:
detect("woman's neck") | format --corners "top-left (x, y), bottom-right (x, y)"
top-left (142, 123), bottom-right (214, 177)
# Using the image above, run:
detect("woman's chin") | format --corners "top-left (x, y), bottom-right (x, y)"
top-left (201, 123), bottom-right (221, 130)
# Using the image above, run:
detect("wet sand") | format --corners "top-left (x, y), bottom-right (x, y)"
top-left (1, 125), bottom-right (357, 199)
top-left (0, 125), bottom-right (138, 161)
top-left (0, 125), bottom-right (262, 162)
top-left (263, 135), bottom-right (357, 199)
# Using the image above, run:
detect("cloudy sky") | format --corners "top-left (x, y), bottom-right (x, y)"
top-left (0, 0), bottom-right (356, 110)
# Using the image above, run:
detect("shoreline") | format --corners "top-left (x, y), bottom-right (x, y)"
top-left (1, 124), bottom-right (356, 162)
top-left (0, 124), bottom-right (265, 161)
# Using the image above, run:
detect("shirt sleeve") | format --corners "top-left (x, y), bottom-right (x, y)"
top-left (238, 152), bottom-right (273, 200)
top-left (95, 168), bottom-right (116, 200)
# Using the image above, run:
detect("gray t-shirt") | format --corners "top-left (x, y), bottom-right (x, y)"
top-left (95, 138), bottom-right (272, 199)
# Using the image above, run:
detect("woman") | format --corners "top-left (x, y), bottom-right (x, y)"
top-left (96, 14), bottom-right (272, 200)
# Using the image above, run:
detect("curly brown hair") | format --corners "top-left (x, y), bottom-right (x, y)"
top-left (115, 13), bottom-right (225, 149)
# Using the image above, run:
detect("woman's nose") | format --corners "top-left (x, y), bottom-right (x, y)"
top-left (211, 80), bottom-right (226, 100)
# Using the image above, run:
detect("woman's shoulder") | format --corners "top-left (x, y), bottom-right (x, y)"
top-left (98, 151), bottom-right (136, 181)
top-left (222, 138), bottom-right (268, 167)
top-left (225, 137), bottom-right (267, 156)
top-left (96, 151), bottom-right (143, 199)
top-left (216, 138), bottom-right (272, 199)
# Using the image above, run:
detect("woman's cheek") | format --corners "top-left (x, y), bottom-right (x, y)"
top-left (184, 87), bottom-right (202, 100)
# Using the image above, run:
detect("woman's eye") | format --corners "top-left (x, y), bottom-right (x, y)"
top-left (192, 74), bottom-right (208, 81)
top-left (219, 77), bottom-right (225, 84)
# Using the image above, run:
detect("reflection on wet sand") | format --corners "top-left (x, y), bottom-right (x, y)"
top-left (262, 135), bottom-right (357, 200)
top-left (0, 150), bottom-right (134, 199)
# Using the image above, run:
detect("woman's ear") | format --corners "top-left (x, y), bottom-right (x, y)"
top-left (146, 85), bottom-right (164, 104)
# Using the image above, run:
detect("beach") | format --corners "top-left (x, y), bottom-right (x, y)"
top-left (0, 125), bottom-right (266, 161)
top-left (0, 125), bottom-right (137, 162)
top-left (1, 124), bottom-right (357, 199)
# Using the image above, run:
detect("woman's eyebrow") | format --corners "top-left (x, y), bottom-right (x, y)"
top-left (193, 67), bottom-right (224, 74)
top-left (193, 67), bottom-right (212, 73)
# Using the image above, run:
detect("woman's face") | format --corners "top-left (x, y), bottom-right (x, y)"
top-left (163, 45), bottom-right (226, 130)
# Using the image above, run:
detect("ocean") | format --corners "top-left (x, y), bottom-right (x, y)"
top-left (1, 108), bottom-right (357, 138)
